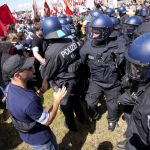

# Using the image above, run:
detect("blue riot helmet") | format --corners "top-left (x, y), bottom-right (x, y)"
top-left (117, 6), bottom-right (127, 14)
top-left (125, 33), bottom-right (150, 81)
top-left (110, 17), bottom-right (120, 28)
top-left (58, 17), bottom-right (71, 36)
top-left (89, 14), bottom-right (113, 42)
top-left (65, 16), bottom-right (76, 34)
top-left (105, 8), bottom-right (115, 17)
top-left (124, 16), bottom-right (142, 35)
top-left (66, 16), bottom-right (73, 25)
top-left (42, 16), bottom-right (66, 39)
top-left (90, 9), bottom-right (102, 17)
top-left (58, 17), bottom-right (68, 26)
top-left (140, 7), bottom-right (149, 17)
top-left (125, 16), bottom-right (142, 26)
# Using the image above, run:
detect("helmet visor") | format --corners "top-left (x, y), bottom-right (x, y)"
top-left (124, 24), bottom-right (136, 35)
top-left (90, 27), bottom-right (103, 39)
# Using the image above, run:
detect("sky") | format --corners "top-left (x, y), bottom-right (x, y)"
top-left (0, 0), bottom-right (45, 12)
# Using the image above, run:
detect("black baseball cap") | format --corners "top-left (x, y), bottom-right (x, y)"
top-left (3, 54), bottom-right (34, 77)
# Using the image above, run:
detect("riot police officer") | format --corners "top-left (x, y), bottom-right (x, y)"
top-left (80, 14), bottom-right (126, 131)
top-left (40, 16), bottom-right (85, 132)
top-left (123, 15), bottom-right (143, 46)
top-left (117, 33), bottom-right (150, 150)
top-left (117, 6), bottom-right (129, 34)
top-left (135, 7), bottom-right (150, 36)
top-left (110, 17), bottom-right (121, 38)
top-left (117, 6), bottom-right (129, 25)
top-left (105, 8), bottom-right (116, 17)
top-left (84, 9), bottom-right (102, 40)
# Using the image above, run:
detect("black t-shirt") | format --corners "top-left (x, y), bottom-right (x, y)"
top-left (32, 34), bottom-right (44, 57)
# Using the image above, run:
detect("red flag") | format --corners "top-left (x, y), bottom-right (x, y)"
top-left (0, 4), bottom-right (16, 26)
top-left (44, 0), bottom-right (51, 16)
top-left (63, 0), bottom-right (73, 16)
top-left (0, 20), bottom-right (8, 36)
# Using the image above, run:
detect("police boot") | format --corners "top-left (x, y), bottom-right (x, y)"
top-left (116, 139), bottom-right (126, 149)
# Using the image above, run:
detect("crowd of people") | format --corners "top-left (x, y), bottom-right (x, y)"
top-left (1, 1), bottom-right (150, 150)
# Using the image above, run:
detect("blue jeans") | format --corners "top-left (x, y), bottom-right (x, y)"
top-left (30, 134), bottom-right (58, 150)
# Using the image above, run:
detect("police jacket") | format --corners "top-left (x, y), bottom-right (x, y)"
top-left (126, 82), bottom-right (150, 147)
top-left (119, 14), bottom-right (129, 26)
top-left (122, 34), bottom-right (136, 47)
top-left (80, 37), bottom-right (126, 88)
top-left (119, 14), bottom-right (129, 35)
top-left (40, 38), bottom-right (81, 84)
top-left (135, 20), bottom-right (150, 36)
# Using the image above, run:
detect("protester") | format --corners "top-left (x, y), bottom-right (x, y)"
top-left (3, 54), bottom-right (67, 150)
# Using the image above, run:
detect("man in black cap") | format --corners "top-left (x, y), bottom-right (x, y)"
top-left (3, 54), bottom-right (67, 150)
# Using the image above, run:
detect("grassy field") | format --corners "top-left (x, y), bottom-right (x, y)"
top-left (0, 89), bottom-right (126, 150)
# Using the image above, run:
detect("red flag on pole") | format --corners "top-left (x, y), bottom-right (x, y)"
top-left (0, 20), bottom-right (8, 36)
top-left (44, 0), bottom-right (51, 16)
top-left (0, 4), bottom-right (16, 26)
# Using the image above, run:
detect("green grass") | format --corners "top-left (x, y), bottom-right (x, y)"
top-left (0, 89), bottom-right (126, 150)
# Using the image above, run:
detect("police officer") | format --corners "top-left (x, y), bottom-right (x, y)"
top-left (135, 7), bottom-right (150, 36)
top-left (105, 8), bottom-right (116, 17)
top-left (117, 33), bottom-right (150, 150)
top-left (84, 9), bottom-right (102, 40)
top-left (123, 15), bottom-right (143, 46)
top-left (80, 14), bottom-right (126, 131)
top-left (117, 6), bottom-right (129, 34)
top-left (40, 16), bottom-right (85, 131)
top-left (66, 16), bottom-right (77, 37)
top-left (110, 17), bottom-right (121, 38)
top-left (117, 6), bottom-right (129, 25)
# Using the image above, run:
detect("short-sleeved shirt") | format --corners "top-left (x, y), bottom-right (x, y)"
top-left (32, 34), bottom-right (44, 57)
top-left (7, 83), bottom-right (53, 145)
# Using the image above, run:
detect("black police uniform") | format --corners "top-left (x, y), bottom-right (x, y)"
top-left (119, 14), bottom-right (129, 34)
top-left (40, 38), bottom-right (84, 130)
top-left (123, 33), bottom-right (137, 48)
top-left (123, 82), bottom-right (150, 150)
top-left (118, 80), bottom-right (142, 127)
top-left (120, 14), bottom-right (129, 26)
top-left (80, 36), bottom-right (126, 123)
top-left (135, 19), bottom-right (150, 36)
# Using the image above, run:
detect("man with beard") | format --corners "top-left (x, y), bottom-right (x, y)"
top-left (3, 54), bottom-right (67, 150)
